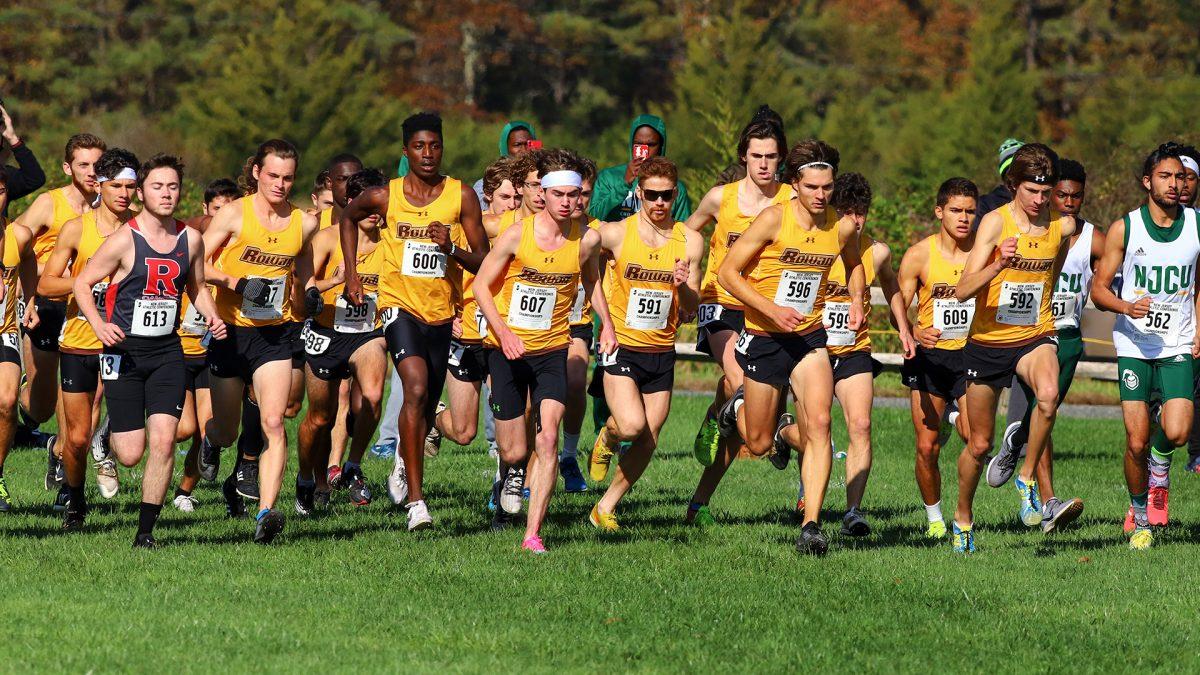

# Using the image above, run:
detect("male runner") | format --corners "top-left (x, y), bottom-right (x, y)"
top-left (473, 149), bottom-right (615, 553)
top-left (988, 159), bottom-right (1101, 528)
top-left (340, 112), bottom-right (488, 530)
top-left (296, 168), bottom-right (389, 514)
top-left (714, 139), bottom-right (865, 555)
top-left (682, 118), bottom-right (790, 525)
top-left (310, 170), bottom-right (334, 214)
top-left (952, 143), bottom-right (1079, 553)
top-left (199, 138), bottom-right (319, 544)
top-left (14, 133), bottom-right (105, 480)
top-left (74, 154), bottom-right (225, 547)
top-left (1091, 143), bottom-right (1200, 549)
top-left (588, 157), bottom-right (700, 530)
top-left (0, 172), bottom-right (41, 511)
top-left (897, 177), bottom-right (978, 538)
top-left (38, 148), bottom-right (137, 528)
top-left (782, 172), bottom-right (914, 537)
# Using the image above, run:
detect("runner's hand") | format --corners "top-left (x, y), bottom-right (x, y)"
top-left (1193, 331), bottom-right (1199, 358)
top-left (21, 300), bottom-right (39, 330)
top-left (451, 316), bottom-right (463, 340)
top-left (303, 287), bottom-right (324, 317)
top-left (1124, 296), bottom-right (1151, 319)
top-left (598, 321), bottom-right (617, 356)
top-left (766, 306), bottom-right (803, 333)
top-left (672, 258), bottom-right (689, 288)
top-left (848, 300), bottom-right (864, 331)
top-left (344, 274), bottom-right (364, 305)
top-left (497, 324), bottom-right (525, 360)
top-left (914, 325), bottom-right (940, 350)
top-left (428, 221), bottom-right (450, 252)
top-left (997, 236), bottom-right (1018, 265)
top-left (94, 322), bottom-right (125, 347)
top-left (234, 277), bottom-right (272, 306)
top-left (207, 315), bottom-right (228, 341)
top-left (898, 326), bottom-right (917, 359)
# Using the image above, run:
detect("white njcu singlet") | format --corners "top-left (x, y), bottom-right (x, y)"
top-left (1052, 221), bottom-right (1094, 330)
top-left (1113, 207), bottom-right (1200, 359)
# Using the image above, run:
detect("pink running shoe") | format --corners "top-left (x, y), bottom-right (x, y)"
top-left (522, 535), bottom-right (547, 554)
top-left (1123, 506), bottom-right (1135, 535)
top-left (1148, 486), bottom-right (1169, 527)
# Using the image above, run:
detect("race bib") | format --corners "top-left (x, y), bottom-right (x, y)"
top-left (1052, 291), bottom-right (1078, 329)
top-left (1134, 301), bottom-right (1182, 337)
top-left (734, 331), bottom-right (754, 355)
top-left (303, 326), bottom-right (331, 355)
top-left (401, 241), bottom-right (447, 279)
top-left (131, 298), bottom-right (178, 337)
top-left (625, 287), bottom-right (672, 331)
top-left (773, 270), bottom-right (821, 315)
top-left (180, 302), bottom-right (207, 336)
top-left (822, 301), bottom-right (854, 347)
top-left (569, 284), bottom-right (586, 324)
top-left (996, 281), bottom-right (1043, 326)
top-left (448, 340), bottom-right (465, 367)
top-left (597, 347), bottom-right (619, 367)
top-left (380, 307), bottom-right (400, 328)
top-left (92, 282), bottom-right (109, 312)
top-left (933, 298), bottom-right (975, 340)
top-left (474, 307), bottom-right (488, 340)
top-left (1, 332), bottom-right (17, 351)
top-left (697, 303), bottom-right (723, 328)
top-left (240, 276), bottom-right (286, 320)
top-left (508, 282), bottom-right (555, 331)
top-left (334, 293), bottom-right (377, 334)
top-left (99, 354), bottom-right (121, 381)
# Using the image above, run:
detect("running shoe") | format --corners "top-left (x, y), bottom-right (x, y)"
top-left (235, 459), bottom-right (260, 501)
top-left (769, 413), bottom-right (794, 470)
top-left (717, 386), bottom-right (744, 439)
top-left (1015, 476), bottom-right (1042, 527)
top-left (589, 428), bottom-right (615, 482)
top-left (326, 465), bottom-right (345, 491)
top-left (925, 520), bottom-right (947, 540)
top-left (490, 508), bottom-right (513, 531)
top-left (222, 473), bottom-right (247, 518)
top-left (406, 499), bottom-right (433, 531)
top-left (840, 508), bottom-right (871, 537)
top-left (90, 414), bottom-right (111, 462)
top-left (795, 521), bottom-right (828, 556)
top-left (44, 434), bottom-right (61, 491)
top-left (424, 402), bottom-right (446, 457)
top-left (1123, 506), bottom-right (1136, 535)
top-left (499, 466), bottom-right (526, 515)
top-left (937, 403), bottom-right (958, 448)
top-left (132, 533), bottom-right (157, 549)
top-left (560, 455), bottom-right (589, 493)
top-left (1040, 497), bottom-right (1084, 534)
top-left (686, 504), bottom-right (715, 526)
top-left (0, 476), bottom-right (10, 512)
top-left (1148, 486), bottom-right (1169, 526)
top-left (52, 484), bottom-right (70, 512)
top-left (345, 465), bottom-right (371, 506)
top-left (589, 505), bottom-right (619, 532)
top-left (314, 490), bottom-right (331, 508)
top-left (172, 494), bottom-right (198, 513)
top-left (951, 521), bottom-right (974, 553)
top-left (198, 437), bottom-right (221, 482)
top-left (387, 453), bottom-right (409, 505)
top-left (1187, 454), bottom-right (1200, 474)
top-left (795, 480), bottom-right (806, 514)
top-left (294, 483), bottom-right (316, 516)
top-left (522, 535), bottom-right (547, 554)
top-left (253, 509), bottom-right (285, 544)
top-left (369, 439), bottom-right (396, 459)
top-left (95, 457), bottom-right (119, 499)
top-left (487, 479), bottom-right (499, 512)
top-left (1129, 526), bottom-right (1154, 550)
top-left (61, 505), bottom-right (85, 532)
top-left (986, 422), bottom-right (1022, 488)
top-left (692, 413), bottom-right (720, 466)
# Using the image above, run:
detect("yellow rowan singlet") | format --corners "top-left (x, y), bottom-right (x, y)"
top-left (608, 216), bottom-right (687, 351)
top-left (459, 209), bottom-right (521, 343)
top-left (213, 197), bottom-right (304, 328)
top-left (744, 205), bottom-right (841, 335)
top-left (177, 294), bottom-right (207, 357)
top-left (569, 218), bottom-right (600, 329)
top-left (60, 212), bottom-right (114, 354)
top-left (378, 176), bottom-right (463, 325)
top-left (319, 207), bottom-right (335, 231)
top-left (823, 233), bottom-right (875, 355)
top-left (33, 187), bottom-right (86, 267)
top-left (315, 230), bottom-right (386, 332)
top-left (487, 215), bottom-right (580, 355)
top-left (917, 235), bottom-right (974, 351)
top-left (0, 221), bottom-right (17, 336)
top-left (701, 181), bottom-right (794, 308)
top-left (969, 202), bottom-right (1063, 346)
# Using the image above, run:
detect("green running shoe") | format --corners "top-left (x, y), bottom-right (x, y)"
top-left (690, 504), bottom-right (715, 526)
top-left (0, 475), bottom-right (10, 511)
top-left (693, 415), bottom-right (719, 466)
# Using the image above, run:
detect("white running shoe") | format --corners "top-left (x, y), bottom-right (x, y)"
top-left (406, 499), bottom-right (432, 531)
top-left (387, 452), bottom-right (409, 505)
top-left (90, 415), bottom-right (111, 462)
top-left (424, 401), bottom-right (447, 457)
top-left (173, 494), bottom-right (198, 512)
top-left (96, 458), bottom-right (119, 499)
top-left (499, 466), bottom-right (526, 515)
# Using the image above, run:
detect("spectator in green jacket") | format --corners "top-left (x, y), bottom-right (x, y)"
top-left (589, 114), bottom-right (691, 222)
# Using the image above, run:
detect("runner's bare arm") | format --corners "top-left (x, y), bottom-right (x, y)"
top-left (473, 225), bottom-right (523, 359)
top-left (450, 183), bottom-right (489, 274)
top-left (955, 211), bottom-right (1008, 302)
top-left (74, 227), bottom-right (131, 346)
top-left (339, 186), bottom-right (388, 304)
top-left (897, 240), bottom-right (937, 348)
top-left (184, 228), bottom-right (224, 339)
top-left (718, 204), bottom-right (790, 330)
top-left (200, 200), bottom-right (244, 291)
top-left (1089, 224), bottom-right (1106, 269)
top-left (1090, 218), bottom-right (1146, 317)
top-left (14, 225), bottom-right (40, 328)
top-left (35, 216), bottom-right (82, 298)
top-left (11, 191), bottom-right (52, 237)
top-left (582, 227), bottom-right (616, 356)
top-left (838, 216), bottom-right (866, 331)
top-left (677, 227), bottom-right (703, 319)
top-left (682, 185), bottom-right (722, 233)
top-left (874, 241), bottom-right (914, 358)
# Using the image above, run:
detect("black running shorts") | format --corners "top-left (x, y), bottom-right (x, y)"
top-left (695, 304), bottom-right (744, 356)
top-left (734, 329), bottom-right (827, 387)
top-left (304, 322), bottom-right (384, 382)
top-left (830, 349), bottom-right (882, 384)
top-left (488, 348), bottom-right (567, 421)
top-left (60, 352), bottom-right (100, 393)
top-left (570, 322), bottom-right (594, 352)
top-left (28, 297), bottom-right (66, 352)
top-left (448, 340), bottom-right (489, 384)
top-left (207, 323), bottom-right (297, 379)
top-left (0, 331), bottom-right (19, 365)
top-left (102, 336), bottom-right (186, 433)
top-left (901, 347), bottom-right (966, 401)
top-left (184, 356), bottom-right (209, 391)
top-left (383, 307), bottom-right (452, 418)
top-left (962, 336), bottom-right (1057, 388)
top-left (600, 347), bottom-right (675, 394)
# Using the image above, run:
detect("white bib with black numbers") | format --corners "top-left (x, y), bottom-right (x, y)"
top-left (334, 293), bottom-right (377, 334)
top-left (773, 270), bottom-right (820, 315)
top-left (933, 298), bottom-right (975, 341)
top-left (625, 287), bottom-right (672, 331)
top-left (131, 298), bottom-right (177, 337)
top-left (401, 241), bottom-right (446, 278)
top-left (995, 281), bottom-right (1042, 326)
top-left (822, 301), bottom-right (853, 346)
top-left (508, 282), bottom-right (555, 331)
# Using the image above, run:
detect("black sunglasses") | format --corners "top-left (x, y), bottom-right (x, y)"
top-left (642, 188), bottom-right (675, 203)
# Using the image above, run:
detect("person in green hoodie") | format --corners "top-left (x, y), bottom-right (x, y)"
top-left (471, 120), bottom-right (538, 208)
top-left (589, 114), bottom-right (692, 222)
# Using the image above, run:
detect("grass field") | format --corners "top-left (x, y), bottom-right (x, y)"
top-left (1, 393), bottom-right (1198, 672)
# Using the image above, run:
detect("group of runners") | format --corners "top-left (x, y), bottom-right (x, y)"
top-left (1, 108), bottom-right (1197, 554)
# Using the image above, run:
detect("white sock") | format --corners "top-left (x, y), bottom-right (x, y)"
top-left (947, 410), bottom-right (959, 426)
top-left (732, 398), bottom-right (744, 416)
top-left (925, 501), bottom-right (943, 523)
top-left (561, 433), bottom-right (579, 460)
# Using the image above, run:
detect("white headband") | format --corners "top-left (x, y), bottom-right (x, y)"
top-left (97, 167), bottom-right (137, 184)
top-left (795, 161), bottom-right (833, 173)
top-left (1182, 156), bottom-right (1199, 176)
top-left (540, 170), bottom-right (583, 189)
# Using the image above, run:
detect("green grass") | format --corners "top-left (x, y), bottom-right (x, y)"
top-left (1, 394), bottom-right (1198, 672)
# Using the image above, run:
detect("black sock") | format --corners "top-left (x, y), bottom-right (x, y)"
top-left (238, 395), bottom-right (264, 458)
top-left (138, 502), bottom-right (162, 536)
top-left (17, 404), bottom-right (37, 430)
top-left (174, 487), bottom-right (191, 498)
top-left (68, 484), bottom-right (86, 510)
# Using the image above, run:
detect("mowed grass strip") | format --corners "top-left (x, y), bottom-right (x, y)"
top-left (0, 394), bottom-right (1197, 672)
